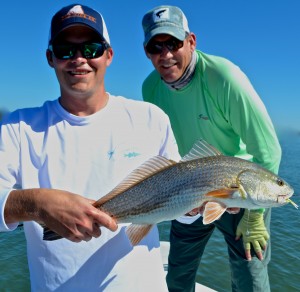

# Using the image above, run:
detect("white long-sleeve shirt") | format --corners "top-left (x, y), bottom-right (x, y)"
top-left (0, 95), bottom-right (181, 291)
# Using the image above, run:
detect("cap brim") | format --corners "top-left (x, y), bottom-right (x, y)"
top-left (50, 22), bottom-right (107, 45)
top-left (144, 26), bottom-right (186, 46)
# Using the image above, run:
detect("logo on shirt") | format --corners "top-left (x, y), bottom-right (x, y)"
top-left (107, 149), bottom-right (115, 160)
top-left (124, 152), bottom-right (140, 158)
top-left (198, 114), bottom-right (209, 121)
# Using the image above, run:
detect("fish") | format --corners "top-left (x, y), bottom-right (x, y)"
top-left (43, 139), bottom-right (295, 245)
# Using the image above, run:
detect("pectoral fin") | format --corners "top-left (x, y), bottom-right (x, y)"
top-left (126, 224), bottom-right (154, 246)
top-left (202, 202), bottom-right (227, 224)
top-left (205, 188), bottom-right (238, 198)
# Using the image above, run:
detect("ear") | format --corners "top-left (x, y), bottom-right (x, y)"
top-left (46, 50), bottom-right (54, 68)
top-left (143, 46), bottom-right (151, 59)
top-left (105, 47), bottom-right (114, 67)
top-left (187, 33), bottom-right (197, 52)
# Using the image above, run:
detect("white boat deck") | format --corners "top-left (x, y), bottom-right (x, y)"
top-left (160, 241), bottom-right (216, 292)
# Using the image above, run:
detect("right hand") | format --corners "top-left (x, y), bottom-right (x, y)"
top-left (35, 189), bottom-right (118, 242)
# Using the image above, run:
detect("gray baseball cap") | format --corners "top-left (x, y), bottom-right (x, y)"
top-left (142, 5), bottom-right (190, 45)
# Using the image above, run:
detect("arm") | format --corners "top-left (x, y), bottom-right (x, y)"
top-left (222, 65), bottom-right (281, 260)
top-left (0, 115), bottom-right (117, 242)
top-left (4, 188), bottom-right (117, 242)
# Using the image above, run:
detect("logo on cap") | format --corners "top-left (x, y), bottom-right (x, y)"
top-left (153, 8), bottom-right (170, 22)
top-left (62, 5), bottom-right (96, 23)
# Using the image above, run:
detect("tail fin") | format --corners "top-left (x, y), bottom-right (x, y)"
top-left (43, 227), bottom-right (63, 241)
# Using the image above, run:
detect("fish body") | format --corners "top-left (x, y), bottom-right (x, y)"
top-left (43, 140), bottom-right (294, 244)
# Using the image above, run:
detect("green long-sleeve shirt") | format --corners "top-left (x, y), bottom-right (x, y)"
top-left (143, 50), bottom-right (281, 174)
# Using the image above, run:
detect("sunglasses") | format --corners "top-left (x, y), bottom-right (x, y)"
top-left (145, 37), bottom-right (185, 55)
top-left (48, 42), bottom-right (110, 60)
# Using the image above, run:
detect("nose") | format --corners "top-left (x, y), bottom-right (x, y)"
top-left (159, 45), bottom-right (173, 58)
top-left (71, 49), bottom-right (87, 63)
top-left (73, 48), bottom-right (85, 59)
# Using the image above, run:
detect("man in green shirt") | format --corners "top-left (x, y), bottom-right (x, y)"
top-left (142, 5), bottom-right (281, 292)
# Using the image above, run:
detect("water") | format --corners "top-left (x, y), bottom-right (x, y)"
top-left (0, 132), bottom-right (299, 291)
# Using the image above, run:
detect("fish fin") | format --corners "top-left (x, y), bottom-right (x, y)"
top-left (43, 227), bottom-right (63, 241)
top-left (181, 139), bottom-right (223, 162)
top-left (205, 188), bottom-right (238, 198)
top-left (39, 222), bottom-right (62, 241)
top-left (93, 156), bottom-right (176, 208)
top-left (126, 224), bottom-right (154, 246)
top-left (203, 202), bottom-right (227, 224)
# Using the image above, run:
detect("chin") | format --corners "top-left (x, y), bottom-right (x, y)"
top-left (162, 75), bottom-right (179, 83)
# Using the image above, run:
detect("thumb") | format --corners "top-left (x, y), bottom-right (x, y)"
top-left (235, 227), bottom-right (242, 240)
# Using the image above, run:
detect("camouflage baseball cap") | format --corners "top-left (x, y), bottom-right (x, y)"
top-left (142, 5), bottom-right (190, 45)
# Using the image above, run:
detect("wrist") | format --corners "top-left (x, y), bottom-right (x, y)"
top-left (250, 208), bottom-right (265, 214)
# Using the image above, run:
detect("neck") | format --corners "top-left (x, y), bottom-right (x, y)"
top-left (59, 92), bottom-right (109, 116)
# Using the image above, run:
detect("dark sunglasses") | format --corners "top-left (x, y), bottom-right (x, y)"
top-left (145, 37), bottom-right (184, 55)
top-left (48, 42), bottom-right (110, 60)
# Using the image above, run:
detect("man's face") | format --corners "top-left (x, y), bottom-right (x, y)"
top-left (47, 25), bottom-right (113, 100)
top-left (145, 33), bottom-right (196, 83)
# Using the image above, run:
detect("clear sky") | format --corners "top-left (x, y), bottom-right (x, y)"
top-left (0, 0), bottom-right (299, 132)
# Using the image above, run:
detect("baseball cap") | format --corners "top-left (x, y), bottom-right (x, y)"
top-left (49, 4), bottom-right (110, 45)
top-left (142, 5), bottom-right (190, 45)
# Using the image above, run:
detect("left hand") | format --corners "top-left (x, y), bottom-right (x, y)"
top-left (185, 203), bottom-right (240, 216)
top-left (235, 209), bottom-right (269, 261)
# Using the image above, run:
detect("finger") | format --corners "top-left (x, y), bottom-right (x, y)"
top-left (258, 238), bottom-right (267, 250)
top-left (67, 235), bottom-right (83, 243)
top-left (235, 228), bottom-right (242, 239)
top-left (226, 207), bottom-right (240, 214)
top-left (83, 233), bottom-right (93, 242)
top-left (252, 241), bottom-right (263, 260)
top-left (199, 204), bottom-right (205, 215)
top-left (185, 207), bottom-right (200, 216)
top-left (255, 250), bottom-right (264, 261)
top-left (92, 222), bottom-right (102, 238)
top-left (91, 209), bottom-right (118, 231)
top-left (245, 249), bottom-right (252, 261)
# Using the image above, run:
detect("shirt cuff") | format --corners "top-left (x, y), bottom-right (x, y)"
top-left (176, 213), bottom-right (201, 224)
top-left (0, 189), bottom-right (19, 231)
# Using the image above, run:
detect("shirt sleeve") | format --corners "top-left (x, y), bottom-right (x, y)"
top-left (219, 65), bottom-right (281, 174)
top-left (0, 118), bottom-right (21, 231)
top-left (0, 189), bottom-right (19, 231)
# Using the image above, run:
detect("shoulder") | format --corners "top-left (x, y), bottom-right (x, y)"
top-left (1, 100), bottom-right (56, 126)
top-left (197, 50), bottom-right (254, 97)
top-left (142, 70), bottom-right (162, 101)
top-left (197, 50), bottom-right (246, 81)
top-left (110, 95), bottom-right (168, 119)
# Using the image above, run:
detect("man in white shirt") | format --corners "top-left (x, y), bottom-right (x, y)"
top-left (0, 4), bottom-right (180, 291)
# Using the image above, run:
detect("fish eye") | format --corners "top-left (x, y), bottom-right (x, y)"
top-left (276, 179), bottom-right (284, 186)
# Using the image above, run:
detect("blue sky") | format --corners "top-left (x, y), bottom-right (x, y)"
top-left (0, 1), bottom-right (299, 132)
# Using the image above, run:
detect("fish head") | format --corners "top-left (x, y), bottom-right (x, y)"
top-left (237, 168), bottom-right (294, 208)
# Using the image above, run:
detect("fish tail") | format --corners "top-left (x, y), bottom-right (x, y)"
top-left (43, 227), bottom-right (63, 241)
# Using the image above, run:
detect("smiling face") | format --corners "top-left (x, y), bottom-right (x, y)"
top-left (46, 25), bottom-right (113, 115)
top-left (145, 33), bottom-right (196, 83)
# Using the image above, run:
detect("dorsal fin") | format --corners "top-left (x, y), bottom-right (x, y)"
top-left (93, 156), bottom-right (177, 208)
top-left (181, 139), bottom-right (223, 162)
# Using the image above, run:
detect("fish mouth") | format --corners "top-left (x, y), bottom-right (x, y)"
top-left (277, 193), bottom-right (293, 204)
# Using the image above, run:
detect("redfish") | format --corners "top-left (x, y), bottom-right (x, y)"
top-left (43, 140), bottom-right (294, 245)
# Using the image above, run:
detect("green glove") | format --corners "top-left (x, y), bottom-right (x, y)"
top-left (236, 209), bottom-right (269, 260)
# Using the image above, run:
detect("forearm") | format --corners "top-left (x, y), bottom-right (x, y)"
top-left (4, 188), bottom-right (45, 224)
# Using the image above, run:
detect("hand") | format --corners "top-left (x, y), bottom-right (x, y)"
top-left (235, 209), bottom-right (269, 261)
top-left (39, 189), bottom-right (118, 242)
top-left (185, 203), bottom-right (240, 216)
top-left (6, 188), bottom-right (118, 242)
